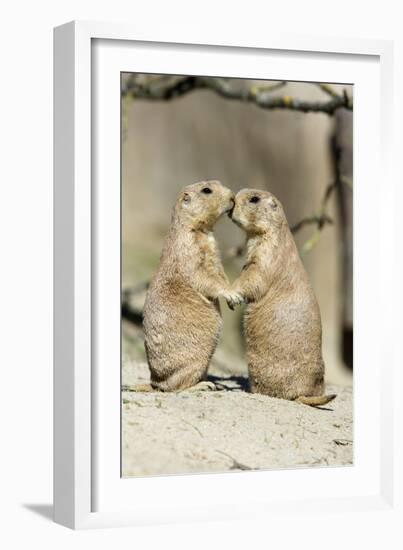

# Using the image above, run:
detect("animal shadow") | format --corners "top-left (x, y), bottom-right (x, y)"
top-left (207, 374), bottom-right (249, 392)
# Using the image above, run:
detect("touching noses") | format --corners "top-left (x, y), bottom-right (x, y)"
top-left (228, 196), bottom-right (235, 218)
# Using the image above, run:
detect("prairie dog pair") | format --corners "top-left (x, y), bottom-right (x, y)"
top-left (143, 181), bottom-right (335, 406)
top-left (143, 181), bottom-right (242, 392)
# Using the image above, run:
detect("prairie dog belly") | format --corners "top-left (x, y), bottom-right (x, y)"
top-left (143, 282), bottom-right (222, 387)
top-left (244, 292), bottom-right (324, 399)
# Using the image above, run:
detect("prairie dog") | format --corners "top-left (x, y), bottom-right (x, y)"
top-left (142, 180), bottom-right (241, 392)
top-left (230, 189), bottom-right (336, 407)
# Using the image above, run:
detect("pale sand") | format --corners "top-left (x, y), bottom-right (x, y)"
top-left (122, 360), bottom-right (353, 477)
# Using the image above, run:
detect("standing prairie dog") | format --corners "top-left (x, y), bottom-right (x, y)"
top-left (230, 189), bottom-right (336, 407)
top-left (142, 180), bottom-right (242, 392)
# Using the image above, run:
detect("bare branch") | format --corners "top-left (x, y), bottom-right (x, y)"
top-left (299, 180), bottom-right (338, 255)
top-left (123, 75), bottom-right (353, 115)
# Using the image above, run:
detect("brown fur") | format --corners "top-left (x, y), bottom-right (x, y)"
top-left (230, 189), bottom-right (336, 407)
top-left (143, 180), bottom-right (241, 392)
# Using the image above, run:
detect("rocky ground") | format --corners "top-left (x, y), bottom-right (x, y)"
top-left (122, 360), bottom-right (353, 477)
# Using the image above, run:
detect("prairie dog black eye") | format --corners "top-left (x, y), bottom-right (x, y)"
top-left (201, 187), bottom-right (212, 194)
top-left (249, 196), bottom-right (260, 204)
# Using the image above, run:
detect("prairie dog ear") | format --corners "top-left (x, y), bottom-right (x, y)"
top-left (269, 197), bottom-right (278, 210)
top-left (182, 192), bottom-right (191, 204)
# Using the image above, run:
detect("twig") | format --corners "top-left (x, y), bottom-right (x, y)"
top-left (291, 214), bottom-right (333, 234)
top-left (182, 419), bottom-right (204, 438)
top-left (300, 180), bottom-right (338, 255)
top-left (316, 83), bottom-right (353, 110)
top-left (300, 229), bottom-right (322, 254)
top-left (216, 450), bottom-right (253, 471)
top-left (316, 83), bottom-right (340, 98)
top-left (249, 80), bottom-right (287, 96)
top-left (340, 175), bottom-right (353, 191)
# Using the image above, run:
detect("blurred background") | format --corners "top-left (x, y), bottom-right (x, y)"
top-left (121, 74), bottom-right (353, 386)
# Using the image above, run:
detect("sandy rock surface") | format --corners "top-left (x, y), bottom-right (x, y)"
top-left (122, 361), bottom-right (353, 477)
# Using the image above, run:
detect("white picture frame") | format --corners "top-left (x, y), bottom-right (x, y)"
top-left (54, 20), bottom-right (396, 530)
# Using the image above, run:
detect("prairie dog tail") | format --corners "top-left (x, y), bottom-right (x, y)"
top-left (296, 394), bottom-right (337, 407)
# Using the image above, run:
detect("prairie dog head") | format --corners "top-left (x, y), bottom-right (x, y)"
top-left (231, 189), bottom-right (286, 235)
top-left (173, 180), bottom-right (235, 231)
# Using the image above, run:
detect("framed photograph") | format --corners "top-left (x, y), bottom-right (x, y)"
top-left (54, 21), bottom-right (395, 529)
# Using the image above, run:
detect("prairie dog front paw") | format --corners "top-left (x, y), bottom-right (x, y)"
top-left (220, 290), bottom-right (244, 310)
